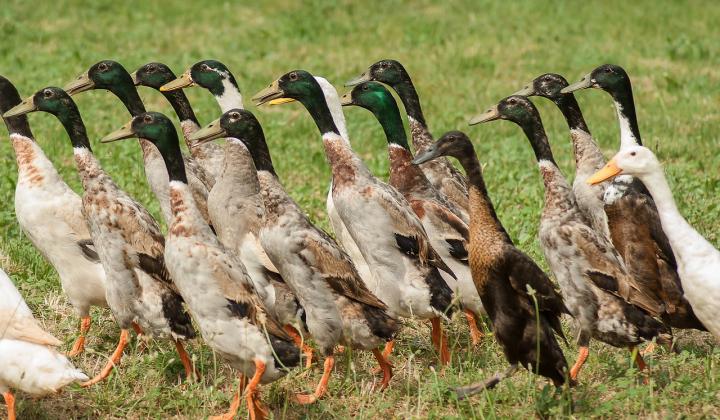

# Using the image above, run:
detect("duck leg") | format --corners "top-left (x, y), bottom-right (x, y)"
top-left (3, 391), bottom-right (15, 420)
top-left (67, 316), bottom-right (92, 357)
top-left (455, 364), bottom-right (518, 399)
top-left (430, 317), bottom-right (451, 365)
top-left (174, 340), bottom-right (197, 381)
top-left (246, 360), bottom-right (268, 420)
top-left (82, 329), bottom-right (130, 387)
top-left (463, 309), bottom-right (484, 346)
top-left (209, 378), bottom-right (242, 420)
top-left (371, 340), bottom-right (395, 374)
top-left (630, 346), bottom-right (650, 384)
top-left (569, 346), bottom-right (589, 381)
top-left (284, 325), bottom-right (314, 368)
top-left (295, 355), bottom-right (335, 404)
top-left (372, 348), bottom-right (393, 390)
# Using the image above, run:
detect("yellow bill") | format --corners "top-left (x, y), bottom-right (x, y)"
top-left (160, 71), bottom-right (194, 92)
top-left (101, 120), bottom-right (136, 143)
top-left (586, 159), bottom-right (622, 185)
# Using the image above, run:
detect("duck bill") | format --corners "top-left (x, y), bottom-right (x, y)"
top-left (339, 92), bottom-right (354, 106)
top-left (64, 72), bottom-right (95, 95)
top-left (252, 80), bottom-right (288, 106)
top-left (160, 71), bottom-right (194, 92)
top-left (469, 105), bottom-right (500, 125)
top-left (101, 121), bottom-right (136, 143)
top-left (586, 160), bottom-right (623, 185)
top-left (412, 145), bottom-right (441, 165)
top-left (189, 118), bottom-right (226, 146)
top-left (3, 97), bottom-right (36, 118)
top-left (344, 71), bottom-right (371, 87)
top-left (560, 73), bottom-right (594, 94)
top-left (129, 71), bottom-right (140, 86)
top-left (511, 84), bottom-right (536, 97)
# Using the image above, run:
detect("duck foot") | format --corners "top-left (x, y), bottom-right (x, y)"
top-left (284, 325), bottom-right (314, 368)
top-left (463, 310), bottom-right (484, 346)
top-left (82, 329), bottom-right (130, 387)
top-left (569, 346), bottom-right (589, 382)
top-left (174, 340), bottom-right (198, 381)
top-left (430, 317), bottom-right (451, 365)
top-left (295, 355), bottom-right (334, 404)
top-left (3, 391), bottom-right (15, 420)
top-left (371, 340), bottom-right (395, 374)
top-left (67, 316), bottom-right (92, 357)
top-left (372, 348), bottom-right (393, 390)
top-left (455, 364), bottom-right (518, 399)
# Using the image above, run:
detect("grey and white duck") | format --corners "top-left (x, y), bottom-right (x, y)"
top-left (0, 75), bottom-right (107, 357)
top-left (470, 95), bottom-right (671, 382)
top-left (160, 61), bottom-right (311, 364)
top-left (559, 65), bottom-right (706, 335)
top-left (341, 81), bottom-right (486, 346)
top-left (347, 59), bottom-right (469, 215)
top-left (132, 62), bottom-right (224, 179)
top-left (253, 70), bottom-right (456, 366)
top-left (5, 88), bottom-right (196, 387)
top-left (102, 111), bottom-right (299, 420)
top-left (190, 109), bottom-right (399, 401)
top-left (63, 60), bottom-right (214, 227)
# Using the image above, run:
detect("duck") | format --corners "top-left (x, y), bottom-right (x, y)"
top-left (469, 95), bottom-right (671, 381)
top-left (346, 59), bottom-right (469, 214)
top-left (253, 70), bottom-right (456, 366)
top-left (131, 62), bottom-right (224, 179)
top-left (341, 81), bottom-right (486, 345)
top-left (587, 146), bottom-right (720, 340)
top-left (1, 267), bottom-right (89, 420)
top-left (557, 66), bottom-right (705, 335)
top-left (413, 131), bottom-right (569, 395)
top-left (4, 87), bottom-right (197, 386)
top-left (189, 109), bottom-right (399, 400)
top-left (159, 61), bottom-right (312, 366)
top-left (0, 75), bottom-right (107, 357)
top-left (63, 60), bottom-right (214, 227)
top-left (101, 111), bottom-right (300, 420)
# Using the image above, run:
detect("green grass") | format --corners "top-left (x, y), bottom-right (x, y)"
top-left (2, 0), bottom-right (720, 418)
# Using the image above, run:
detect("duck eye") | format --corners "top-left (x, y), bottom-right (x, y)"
top-left (605, 67), bottom-right (612, 73)
top-left (361, 84), bottom-right (369, 91)
top-left (43, 89), bottom-right (53, 98)
top-left (200, 64), bottom-right (211, 71)
top-left (147, 65), bottom-right (156, 72)
top-left (630, 151), bottom-right (637, 156)
top-left (143, 115), bottom-right (153, 123)
top-left (289, 72), bottom-right (298, 81)
top-left (230, 112), bottom-right (239, 119)
top-left (508, 98), bottom-right (516, 105)
top-left (98, 63), bottom-right (108, 71)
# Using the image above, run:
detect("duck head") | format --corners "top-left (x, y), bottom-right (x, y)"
top-left (190, 108), bottom-right (261, 146)
top-left (469, 95), bottom-right (539, 127)
top-left (345, 59), bottom-right (407, 87)
top-left (587, 146), bottom-right (660, 185)
top-left (160, 60), bottom-right (238, 95)
top-left (561, 64), bottom-right (630, 95)
top-left (341, 81), bottom-right (409, 148)
top-left (513, 73), bottom-right (571, 101)
top-left (4, 86), bottom-right (75, 118)
top-left (65, 60), bottom-right (134, 95)
top-left (413, 131), bottom-right (475, 165)
top-left (132, 62), bottom-right (178, 89)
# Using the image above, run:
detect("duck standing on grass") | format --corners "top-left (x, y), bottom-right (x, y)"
top-left (413, 131), bottom-right (569, 396)
top-left (0, 75), bottom-right (108, 357)
top-left (4, 88), bottom-right (197, 387)
top-left (347, 59), bottom-right (469, 214)
top-left (341, 81), bottom-right (486, 346)
top-left (63, 60), bottom-right (214, 227)
top-left (515, 72), bottom-right (704, 346)
top-left (1, 268), bottom-right (89, 420)
top-left (469, 96), bottom-right (671, 382)
top-left (253, 71), bottom-right (457, 367)
top-left (101, 111), bottom-right (300, 420)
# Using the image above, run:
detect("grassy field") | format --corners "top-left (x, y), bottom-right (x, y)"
top-left (2, 0), bottom-right (720, 418)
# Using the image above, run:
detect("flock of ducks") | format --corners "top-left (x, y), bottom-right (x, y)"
top-left (0, 59), bottom-right (718, 419)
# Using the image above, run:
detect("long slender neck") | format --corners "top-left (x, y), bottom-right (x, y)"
top-left (457, 152), bottom-right (509, 241)
top-left (302, 90), bottom-right (341, 137)
top-left (55, 104), bottom-right (92, 151)
top-left (0, 93), bottom-right (33, 138)
top-left (554, 94), bottom-right (590, 133)
top-left (158, 137), bottom-right (188, 184)
top-left (242, 127), bottom-right (277, 176)
top-left (161, 89), bottom-right (199, 125)
top-left (393, 75), bottom-right (426, 127)
top-left (521, 119), bottom-right (557, 166)
top-left (370, 99), bottom-right (409, 150)
top-left (609, 82), bottom-right (642, 149)
top-left (112, 84), bottom-right (146, 116)
top-left (215, 78), bottom-right (243, 112)
top-left (552, 94), bottom-right (605, 168)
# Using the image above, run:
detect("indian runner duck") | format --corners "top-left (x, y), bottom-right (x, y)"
top-left (189, 109), bottom-right (399, 400)
top-left (63, 60), bottom-right (214, 227)
top-left (558, 66), bottom-right (705, 335)
top-left (4, 87), bottom-right (196, 386)
top-left (469, 95), bottom-right (671, 381)
top-left (1, 267), bottom-right (88, 420)
top-left (341, 81), bottom-right (485, 345)
top-left (346, 59), bottom-right (469, 213)
top-left (101, 111), bottom-right (300, 420)
top-left (0, 75), bottom-right (107, 357)
top-left (131, 62), bottom-right (224, 180)
top-left (160, 61), bottom-right (312, 367)
top-left (413, 131), bottom-right (569, 395)
top-left (588, 146), bottom-right (720, 340)
top-left (253, 70), bottom-right (456, 366)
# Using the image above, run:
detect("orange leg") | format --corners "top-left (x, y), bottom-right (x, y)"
top-left (641, 341), bottom-right (657, 356)
top-left (174, 340), bottom-right (197, 381)
top-left (570, 346), bottom-right (589, 381)
top-left (372, 348), bottom-right (393, 390)
top-left (284, 325), bottom-right (313, 368)
top-left (430, 317), bottom-right (451, 365)
top-left (246, 360), bottom-right (268, 420)
top-left (67, 316), bottom-right (92, 357)
top-left (209, 378), bottom-right (242, 420)
top-left (3, 391), bottom-right (15, 420)
top-left (464, 309), bottom-right (484, 346)
top-left (372, 340), bottom-right (395, 374)
top-left (131, 322), bottom-right (144, 336)
top-left (630, 347), bottom-right (650, 385)
top-left (82, 329), bottom-right (130, 387)
top-left (295, 355), bottom-right (335, 404)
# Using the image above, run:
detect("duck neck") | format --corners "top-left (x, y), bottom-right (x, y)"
top-left (457, 152), bottom-right (509, 241)
top-left (0, 87), bottom-right (33, 139)
top-left (302, 88), bottom-right (342, 139)
top-left (112, 83), bottom-right (146, 117)
top-left (239, 124), bottom-right (277, 177)
top-left (55, 103), bottom-right (93, 151)
top-left (608, 81), bottom-right (642, 149)
top-left (552, 94), bottom-right (605, 169)
top-left (393, 75), bottom-right (426, 128)
top-left (372, 97), bottom-right (411, 150)
top-left (161, 89), bottom-right (199, 126)
top-left (214, 77), bottom-right (244, 112)
top-left (521, 119), bottom-right (557, 167)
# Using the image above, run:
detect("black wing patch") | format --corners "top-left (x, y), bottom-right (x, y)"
top-left (77, 239), bottom-right (100, 262)
top-left (226, 299), bottom-right (251, 318)
top-left (138, 253), bottom-right (173, 285)
top-left (446, 239), bottom-right (469, 263)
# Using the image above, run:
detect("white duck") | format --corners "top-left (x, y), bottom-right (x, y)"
top-left (1, 268), bottom-right (88, 420)
top-left (588, 146), bottom-right (720, 340)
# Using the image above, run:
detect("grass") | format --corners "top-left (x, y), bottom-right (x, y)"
top-left (1, 0), bottom-right (720, 418)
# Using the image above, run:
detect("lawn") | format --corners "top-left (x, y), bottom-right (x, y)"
top-left (1, 0), bottom-right (720, 418)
